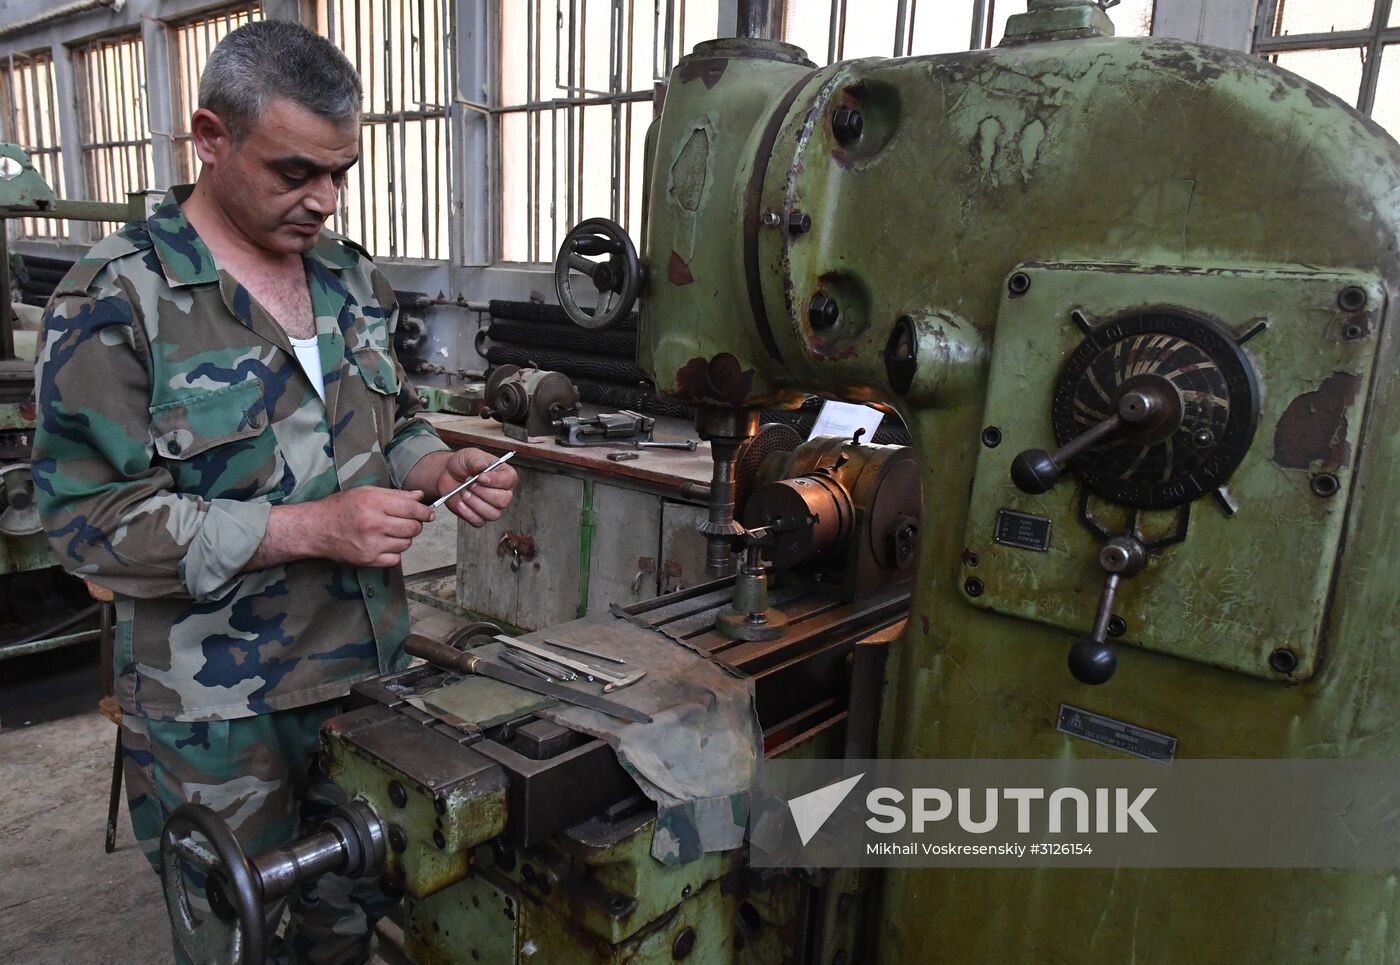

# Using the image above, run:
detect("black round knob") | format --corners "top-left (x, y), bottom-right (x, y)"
top-left (1068, 638), bottom-right (1117, 685)
top-left (592, 262), bottom-right (617, 292)
top-left (1010, 448), bottom-right (1061, 494)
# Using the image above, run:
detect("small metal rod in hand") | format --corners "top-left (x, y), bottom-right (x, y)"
top-left (431, 450), bottom-right (517, 509)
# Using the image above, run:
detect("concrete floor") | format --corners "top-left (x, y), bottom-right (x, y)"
top-left (0, 601), bottom-right (463, 965)
top-left (1, 709), bottom-right (175, 965)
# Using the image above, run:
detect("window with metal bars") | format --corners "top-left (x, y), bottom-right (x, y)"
top-left (497, 1), bottom-right (721, 264)
top-left (170, 2), bottom-right (263, 184)
top-left (1254, 0), bottom-right (1400, 136)
top-left (72, 31), bottom-right (155, 239)
top-left (2, 49), bottom-right (66, 239)
top-left (783, 0), bottom-right (1154, 65)
top-left (321, 0), bottom-right (453, 262)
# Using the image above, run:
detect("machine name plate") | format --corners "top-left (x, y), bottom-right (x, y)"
top-left (1057, 705), bottom-right (1178, 762)
top-left (994, 509), bottom-right (1052, 552)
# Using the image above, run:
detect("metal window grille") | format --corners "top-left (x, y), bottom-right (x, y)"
top-left (170, 3), bottom-right (263, 184)
top-left (323, 0), bottom-right (454, 261)
top-left (72, 31), bottom-right (155, 238)
top-left (497, 1), bottom-right (721, 264)
top-left (784, 0), bottom-right (1155, 66)
top-left (2, 49), bottom-right (66, 239)
top-left (1254, 0), bottom-right (1400, 134)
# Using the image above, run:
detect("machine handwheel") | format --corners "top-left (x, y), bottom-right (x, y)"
top-left (161, 803), bottom-right (266, 965)
top-left (553, 218), bottom-right (643, 331)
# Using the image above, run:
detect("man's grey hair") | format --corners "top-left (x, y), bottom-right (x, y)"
top-left (199, 20), bottom-right (361, 141)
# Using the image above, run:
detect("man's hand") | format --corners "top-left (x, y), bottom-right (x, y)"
top-left (249, 487), bottom-right (435, 571)
top-left (428, 449), bottom-right (519, 527)
top-left (316, 486), bottom-right (437, 566)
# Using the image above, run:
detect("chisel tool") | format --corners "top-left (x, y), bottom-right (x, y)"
top-left (404, 634), bottom-right (652, 724)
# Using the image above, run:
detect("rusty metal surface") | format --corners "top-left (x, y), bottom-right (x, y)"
top-left (321, 706), bottom-right (508, 900)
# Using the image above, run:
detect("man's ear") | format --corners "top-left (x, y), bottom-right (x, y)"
top-left (190, 108), bottom-right (234, 167)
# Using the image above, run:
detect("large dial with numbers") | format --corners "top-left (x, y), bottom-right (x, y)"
top-left (1049, 310), bottom-right (1260, 509)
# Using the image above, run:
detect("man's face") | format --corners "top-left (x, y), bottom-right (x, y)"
top-left (199, 97), bottom-right (359, 255)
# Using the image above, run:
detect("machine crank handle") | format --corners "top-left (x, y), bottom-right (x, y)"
top-left (160, 800), bottom-right (385, 965)
top-left (553, 218), bottom-right (644, 331)
top-left (1067, 535), bottom-right (1148, 686)
top-left (1011, 383), bottom-right (1174, 495)
top-left (1068, 572), bottom-right (1121, 686)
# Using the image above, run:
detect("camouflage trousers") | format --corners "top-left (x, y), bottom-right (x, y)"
top-left (121, 699), bottom-right (398, 965)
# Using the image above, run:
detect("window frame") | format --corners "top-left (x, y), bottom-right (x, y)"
top-left (321, 0), bottom-right (457, 264)
top-left (1, 47), bottom-right (68, 239)
top-left (1254, 0), bottom-right (1399, 115)
top-left (492, 0), bottom-right (711, 265)
top-left (167, 2), bottom-right (264, 185)
top-left (70, 28), bottom-right (157, 239)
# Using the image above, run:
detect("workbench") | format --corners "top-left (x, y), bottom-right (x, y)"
top-left (423, 413), bottom-right (714, 631)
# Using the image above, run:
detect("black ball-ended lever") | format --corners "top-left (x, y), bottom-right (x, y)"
top-left (1011, 384), bottom-right (1172, 494)
top-left (1069, 536), bottom-right (1147, 685)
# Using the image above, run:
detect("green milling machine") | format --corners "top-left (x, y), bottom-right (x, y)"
top-left (158, 1), bottom-right (1400, 962)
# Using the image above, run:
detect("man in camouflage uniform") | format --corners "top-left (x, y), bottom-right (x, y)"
top-left (32, 20), bottom-right (517, 963)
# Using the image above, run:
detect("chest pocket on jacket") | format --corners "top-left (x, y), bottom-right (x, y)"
top-left (353, 348), bottom-right (401, 443)
top-left (150, 379), bottom-right (274, 498)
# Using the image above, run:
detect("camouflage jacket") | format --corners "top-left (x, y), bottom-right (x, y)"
top-left (33, 188), bottom-right (448, 721)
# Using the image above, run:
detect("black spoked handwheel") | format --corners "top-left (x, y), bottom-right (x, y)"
top-left (161, 803), bottom-right (265, 965)
top-left (553, 217), bottom-right (644, 331)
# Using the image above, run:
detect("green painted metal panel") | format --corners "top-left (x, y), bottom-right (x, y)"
top-left (963, 263), bottom-right (1383, 682)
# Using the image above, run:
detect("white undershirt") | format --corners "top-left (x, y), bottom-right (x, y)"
top-left (289, 336), bottom-right (326, 403)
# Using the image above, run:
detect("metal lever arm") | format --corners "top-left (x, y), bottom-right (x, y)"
top-left (1067, 536), bottom-right (1147, 685)
top-left (1011, 384), bottom-right (1171, 494)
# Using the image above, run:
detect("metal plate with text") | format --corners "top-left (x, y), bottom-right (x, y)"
top-left (994, 509), bottom-right (1052, 551)
top-left (1058, 704), bottom-right (1178, 762)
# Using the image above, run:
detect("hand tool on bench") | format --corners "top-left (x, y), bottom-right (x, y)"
top-left (500, 652), bottom-right (555, 682)
top-left (622, 439), bottom-right (699, 450)
top-left (539, 637), bottom-right (628, 665)
top-left (493, 635), bottom-right (647, 691)
top-left (405, 634), bottom-right (652, 724)
top-left (505, 649), bottom-right (579, 681)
